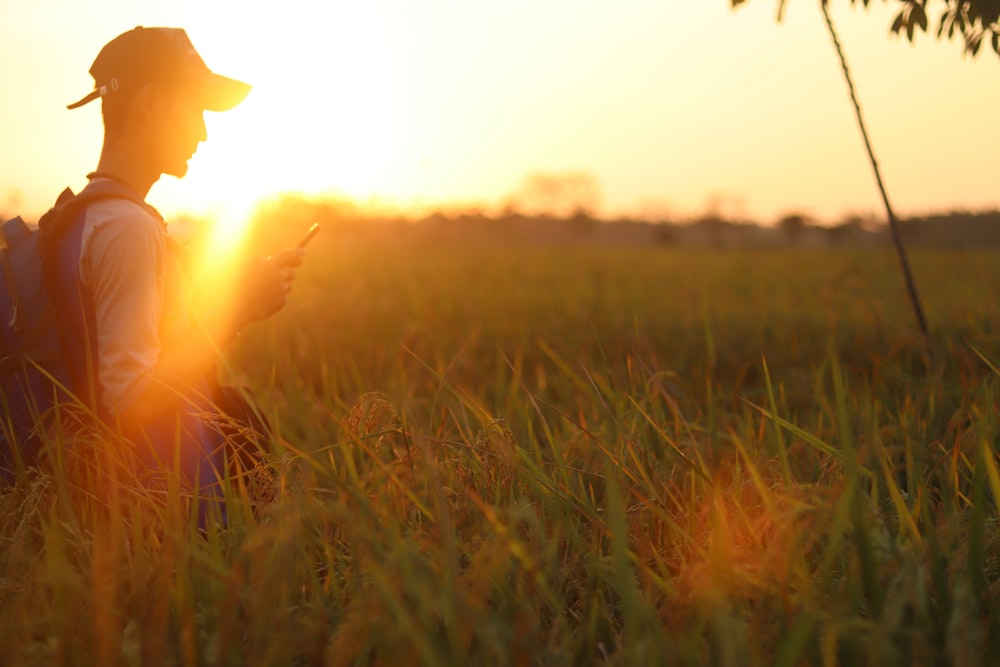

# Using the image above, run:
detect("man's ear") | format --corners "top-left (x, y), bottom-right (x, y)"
top-left (131, 83), bottom-right (166, 125)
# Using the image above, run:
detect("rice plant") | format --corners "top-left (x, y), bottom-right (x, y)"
top-left (2, 243), bottom-right (998, 665)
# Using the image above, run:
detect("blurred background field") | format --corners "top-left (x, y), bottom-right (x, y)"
top-left (242, 231), bottom-right (1000, 435)
top-left (3, 226), bottom-right (1000, 665)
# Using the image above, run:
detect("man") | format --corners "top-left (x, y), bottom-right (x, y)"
top-left (51, 27), bottom-right (303, 493)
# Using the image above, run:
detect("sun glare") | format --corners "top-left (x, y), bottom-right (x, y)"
top-left (156, 5), bottom-right (426, 296)
top-left (197, 5), bottom-right (417, 201)
top-left (154, 5), bottom-right (422, 282)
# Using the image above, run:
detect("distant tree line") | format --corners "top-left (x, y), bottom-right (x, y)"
top-left (5, 187), bottom-right (997, 250)
top-left (233, 191), bottom-right (1000, 249)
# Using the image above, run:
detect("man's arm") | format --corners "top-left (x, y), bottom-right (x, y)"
top-left (83, 211), bottom-right (303, 431)
top-left (116, 249), bottom-right (304, 430)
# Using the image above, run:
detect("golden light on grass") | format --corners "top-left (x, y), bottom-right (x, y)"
top-left (3, 244), bottom-right (1000, 663)
top-left (666, 475), bottom-right (795, 607)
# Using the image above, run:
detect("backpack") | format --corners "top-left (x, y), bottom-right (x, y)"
top-left (0, 183), bottom-right (146, 475)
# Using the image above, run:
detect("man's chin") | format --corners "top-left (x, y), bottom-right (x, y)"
top-left (164, 162), bottom-right (190, 179)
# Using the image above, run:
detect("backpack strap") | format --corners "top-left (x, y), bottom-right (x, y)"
top-left (32, 178), bottom-right (161, 413)
top-left (35, 188), bottom-right (79, 243)
top-left (38, 178), bottom-right (158, 244)
top-left (75, 176), bottom-right (158, 215)
top-left (36, 178), bottom-right (161, 294)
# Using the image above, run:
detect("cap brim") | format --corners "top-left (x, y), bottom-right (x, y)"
top-left (197, 72), bottom-right (251, 112)
top-left (67, 89), bottom-right (101, 110)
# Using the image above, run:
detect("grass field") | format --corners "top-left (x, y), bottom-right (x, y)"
top-left (3, 240), bottom-right (1000, 665)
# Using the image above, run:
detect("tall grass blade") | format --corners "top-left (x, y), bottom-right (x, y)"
top-left (762, 355), bottom-right (793, 485)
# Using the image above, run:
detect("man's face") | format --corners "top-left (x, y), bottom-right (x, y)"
top-left (147, 85), bottom-right (207, 178)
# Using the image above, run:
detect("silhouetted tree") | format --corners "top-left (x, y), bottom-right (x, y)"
top-left (826, 214), bottom-right (866, 244)
top-left (655, 224), bottom-right (680, 246)
top-left (733, 0), bottom-right (938, 340)
top-left (778, 213), bottom-right (811, 245)
top-left (732, 0), bottom-right (1000, 57)
top-left (506, 172), bottom-right (602, 218)
top-left (693, 214), bottom-right (736, 247)
top-left (569, 208), bottom-right (596, 235)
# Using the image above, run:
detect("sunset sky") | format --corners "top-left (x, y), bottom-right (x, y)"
top-left (2, 0), bottom-right (997, 226)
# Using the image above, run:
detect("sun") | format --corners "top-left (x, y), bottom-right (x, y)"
top-left (152, 8), bottom-right (417, 278)
top-left (148, 13), bottom-right (418, 292)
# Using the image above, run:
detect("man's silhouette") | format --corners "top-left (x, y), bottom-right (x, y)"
top-left (54, 26), bottom-right (304, 494)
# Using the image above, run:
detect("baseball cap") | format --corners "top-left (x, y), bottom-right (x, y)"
top-left (67, 26), bottom-right (251, 112)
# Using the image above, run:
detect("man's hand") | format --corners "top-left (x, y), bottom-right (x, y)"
top-left (119, 245), bottom-right (307, 431)
top-left (234, 247), bottom-right (307, 327)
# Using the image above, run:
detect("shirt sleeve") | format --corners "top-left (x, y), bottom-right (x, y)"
top-left (79, 204), bottom-right (166, 413)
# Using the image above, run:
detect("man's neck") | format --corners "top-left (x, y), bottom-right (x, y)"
top-left (93, 146), bottom-right (158, 199)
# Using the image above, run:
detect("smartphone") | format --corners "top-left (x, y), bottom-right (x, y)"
top-left (297, 223), bottom-right (320, 248)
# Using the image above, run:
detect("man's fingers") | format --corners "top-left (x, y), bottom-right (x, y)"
top-left (237, 253), bottom-right (301, 324)
top-left (272, 248), bottom-right (306, 268)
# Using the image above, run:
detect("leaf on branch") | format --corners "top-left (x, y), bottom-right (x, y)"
top-left (968, 30), bottom-right (984, 54)
top-left (914, 4), bottom-right (928, 32)
top-left (892, 11), bottom-right (905, 34)
top-left (736, 0), bottom-right (999, 59)
top-left (937, 9), bottom-right (949, 38)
